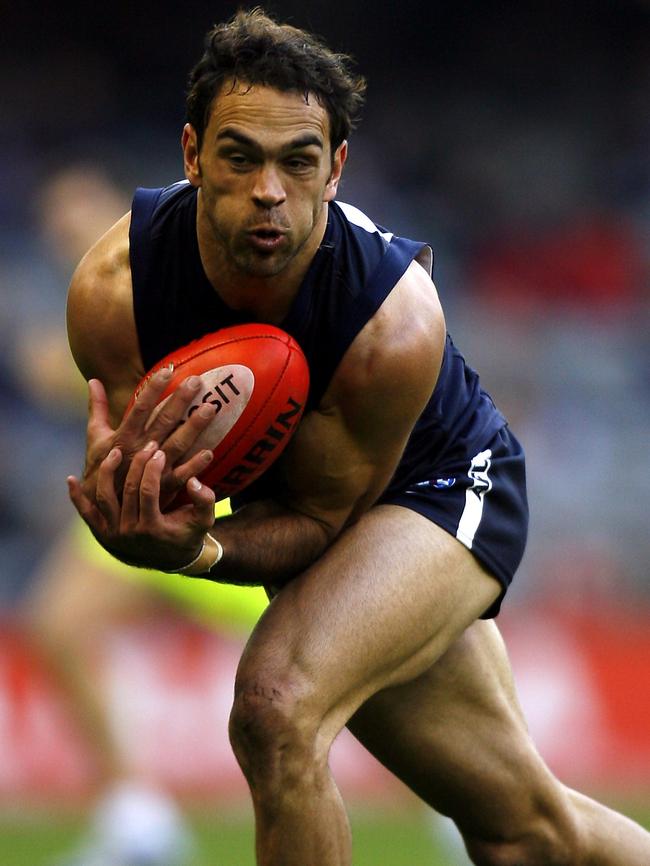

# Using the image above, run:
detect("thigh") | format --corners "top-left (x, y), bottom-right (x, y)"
top-left (23, 521), bottom-right (170, 641)
top-left (235, 504), bottom-right (501, 741)
top-left (348, 619), bottom-right (567, 841)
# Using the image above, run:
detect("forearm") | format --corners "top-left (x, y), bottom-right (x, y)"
top-left (201, 499), bottom-right (333, 588)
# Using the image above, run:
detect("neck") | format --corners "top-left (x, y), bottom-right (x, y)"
top-left (196, 198), bottom-right (329, 324)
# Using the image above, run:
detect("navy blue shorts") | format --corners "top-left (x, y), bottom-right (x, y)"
top-left (382, 426), bottom-right (528, 619)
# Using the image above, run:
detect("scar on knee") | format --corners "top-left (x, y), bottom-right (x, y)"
top-left (244, 682), bottom-right (285, 703)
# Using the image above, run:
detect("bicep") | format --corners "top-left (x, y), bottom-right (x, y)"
top-left (279, 264), bottom-right (446, 535)
top-left (66, 214), bottom-right (144, 423)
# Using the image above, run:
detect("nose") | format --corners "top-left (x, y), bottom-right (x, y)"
top-left (252, 164), bottom-right (286, 209)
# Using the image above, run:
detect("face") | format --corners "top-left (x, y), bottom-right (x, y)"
top-left (182, 84), bottom-right (347, 279)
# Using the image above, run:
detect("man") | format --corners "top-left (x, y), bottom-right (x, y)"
top-left (67, 9), bottom-right (650, 865)
top-left (19, 165), bottom-right (268, 866)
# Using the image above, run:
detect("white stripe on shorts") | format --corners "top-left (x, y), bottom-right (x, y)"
top-left (456, 448), bottom-right (493, 550)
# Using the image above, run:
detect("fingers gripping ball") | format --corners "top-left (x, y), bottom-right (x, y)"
top-left (127, 324), bottom-right (309, 499)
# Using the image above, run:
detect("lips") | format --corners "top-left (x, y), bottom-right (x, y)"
top-left (247, 225), bottom-right (288, 252)
top-left (249, 225), bottom-right (286, 237)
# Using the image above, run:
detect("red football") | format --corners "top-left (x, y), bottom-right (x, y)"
top-left (127, 323), bottom-right (309, 500)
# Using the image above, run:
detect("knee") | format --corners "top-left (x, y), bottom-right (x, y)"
top-left (463, 796), bottom-right (582, 866)
top-left (228, 668), bottom-right (325, 791)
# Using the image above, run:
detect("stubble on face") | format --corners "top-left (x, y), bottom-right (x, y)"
top-left (200, 185), bottom-right (309, 278)
top-left (194, 85), bottom-right (338, 285)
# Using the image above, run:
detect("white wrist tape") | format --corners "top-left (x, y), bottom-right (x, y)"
top-left (167, 533), bottom-right (223, 576)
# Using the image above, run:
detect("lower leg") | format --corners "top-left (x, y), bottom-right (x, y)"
top-left (22, 537), bottom-right (190, 863)
top-left (464, 787), bottom-right (650, 866)
top-left (348, 620), bottom-right (650, 866)
top-left (569, 788), bottom-right (650, 866)
top-left (229, 686), bottom-right (351, 866)
top-left (249, 761), bottom-right (352, 866)
top-left (20, 533), bottom-right (155, 787)
top-left (24, 610), bottom-right (124, 787)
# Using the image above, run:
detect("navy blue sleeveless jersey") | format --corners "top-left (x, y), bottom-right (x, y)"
top-left (130, 181), bottom-right (528, 615)
top-left (129, 181), bottom-right (506, 496)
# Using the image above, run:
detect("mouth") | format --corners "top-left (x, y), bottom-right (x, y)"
top-left (246, 226), bottom-right (288, 253)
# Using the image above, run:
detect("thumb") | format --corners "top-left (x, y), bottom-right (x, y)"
top-left (87, 379), bottom-right (114, 437)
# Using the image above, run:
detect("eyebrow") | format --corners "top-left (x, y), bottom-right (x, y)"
top-left (216, 127), bottom-right (324, 152)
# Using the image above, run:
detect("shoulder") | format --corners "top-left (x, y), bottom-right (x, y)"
top-left (332, 203), bottom-right (435, 327)
top-left (66, 211), bottom-right (144, 419)
top-left (325, 259), bottom-right (445, 436)
top-left (337, 259), bottom-right (444, 399)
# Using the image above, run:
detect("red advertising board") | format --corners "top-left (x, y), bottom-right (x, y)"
top-left (0, 604), bottom-right (647, 804)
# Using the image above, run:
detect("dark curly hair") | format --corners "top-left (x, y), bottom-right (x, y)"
top-left (186, 8), bottom-right (366, 152)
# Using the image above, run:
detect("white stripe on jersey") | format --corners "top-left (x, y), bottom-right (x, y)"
top-left (456, 449), bottom-right (493, 550)
top-left (337, 201), bottom-right (394, 241)
top-left (337, 201), bottom-right (433, 276)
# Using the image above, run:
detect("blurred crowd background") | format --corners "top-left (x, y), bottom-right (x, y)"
top-left (1, 0), bottom-right (647, 611)
top-left (0, 12), bottom-right (647, 866)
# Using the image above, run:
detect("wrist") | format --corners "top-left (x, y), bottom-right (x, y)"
top-left (173, 532), bottom-right (223, 576)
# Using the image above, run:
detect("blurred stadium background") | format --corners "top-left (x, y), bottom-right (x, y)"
top-left (0, 1), bottom-right (649, 863)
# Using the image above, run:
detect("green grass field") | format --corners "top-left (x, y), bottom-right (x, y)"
top-left (1, 801), bottom-right (648, 866)
top-left (0, 807), bottom-right (451, 866)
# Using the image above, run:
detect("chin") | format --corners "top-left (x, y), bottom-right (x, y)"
top-left (250, 259), bottom-right (291, 278)
top-left (236, 250), bottom-right (294, 278)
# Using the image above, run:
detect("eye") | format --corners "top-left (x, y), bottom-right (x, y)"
top-left (228, 153), bottom-right (251, 168)
top-left (218, 148), bottom-right (255, 170)
top-left (284, 156), bottom-right (314, 172)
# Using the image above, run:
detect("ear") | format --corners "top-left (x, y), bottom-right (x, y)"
top-left (324, 140), bottom-right (348, 202)
top-left (182, 123), bottom-right (202, 187)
